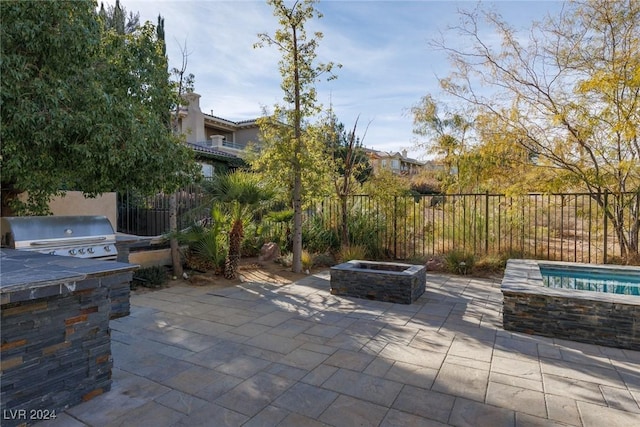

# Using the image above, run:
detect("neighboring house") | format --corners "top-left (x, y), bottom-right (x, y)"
top-left (178, 92), bottom-right (262, 177)
top-left (365, 148), bottom-right (426, 176)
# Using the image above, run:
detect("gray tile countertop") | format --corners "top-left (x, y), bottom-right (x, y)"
top-left (0, 249), bottom-right (136, 304)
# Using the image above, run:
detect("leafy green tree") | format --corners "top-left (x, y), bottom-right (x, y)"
top-left (254, 0), bottom-right (339, 273)
top-left (0, 0), bottom-right (198, 215)
top-left (426, 0), bottom-right (640, 258)
top-left (412, 95), bottom-right (472, 193)
top-left (98, 0), bottom-right (139, 34)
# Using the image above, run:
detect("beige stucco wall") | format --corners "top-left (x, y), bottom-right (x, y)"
top-left (129, 248), bottom-right (172, 268)
top-left (182, 92), bottom-right (206, 143)
top-left (48, 191), bottom-right (117, 230)
top-left (235, 127), bottom-right (261, 147)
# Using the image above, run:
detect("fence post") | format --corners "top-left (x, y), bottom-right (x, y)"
top-left (603, 189), bottom-right (608, 264)
top-left (393, 195), bottom-right (398, 259)
top-left (485, 191), bottom-right (489, 255)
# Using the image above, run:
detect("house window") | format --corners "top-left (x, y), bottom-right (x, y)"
top-left (200, 162), bottom-right (214, 178)
top-left (381, 159), bottom-right (387, 168)
top-left (391, 159), bottom-right (400, 169)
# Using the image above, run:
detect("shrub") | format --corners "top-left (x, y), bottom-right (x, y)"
top-left (179, 222), bottom-right (227, 273)
top-left (303, 215), bottom-right (340, 253)
top-left (278, 252), bottom-right (293, 267)
top-left (346, 212), bottom-right (385, 259)
top-left (474, 254), bottom-right (506, 274)
top-left (338, 245), bottom-right (368, 262)
top-left (132, 266), bottom-right (168, 289)
top-left (444, 250), bottom-right (475, 275)
top-left (405, 255), bottom-right (429, 265)
top-left (277, 250), bottom-right (314, 271)
top-left (313, 252), bottom-right (336, 267)
top-left (301, 249), bottom-right (313, 270)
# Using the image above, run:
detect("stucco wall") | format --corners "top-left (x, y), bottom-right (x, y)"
top-left (48, 192), bottom-right (117, 230)
top-left (235, 127), bottom-right (260, 147)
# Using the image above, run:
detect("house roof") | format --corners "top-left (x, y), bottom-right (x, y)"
top-left (186, 142), bottom-right (245, 166)
top-left (203, 114), bottom-right (260, 130)
top-left (364, 148), bottom-right (425, 166)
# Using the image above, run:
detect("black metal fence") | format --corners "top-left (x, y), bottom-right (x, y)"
top-left (117, 189), bottom-right (639, 264)
top-left (117, 183), bottom-right (211, 236)
top-left (310, 192), bottom-right (639, 264)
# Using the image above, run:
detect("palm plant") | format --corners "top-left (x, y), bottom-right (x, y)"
top-left (177, 205), bottom-right (228, 273)
top-left (205, 171), bottom-right (273, 279)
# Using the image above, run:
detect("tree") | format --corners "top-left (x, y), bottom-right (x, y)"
top-left (412, 95), bottom-right (472, 193)
top-left (98, 0), bottom-right (139, 34)
top-left (205, 171), bottom-right (272, 279)
top-left (426, 0), bottom-right (640, 259)
top-left (168, 37), bottom-right (196, 279)
top-left (0, 0), bottom-right (198, 215)
top-left (320, 110), bottom-right (372, 245)
top-left (255, 0), bottom-right (339, 273)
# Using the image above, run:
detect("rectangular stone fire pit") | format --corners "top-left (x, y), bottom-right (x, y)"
top-left (330, 260), bottom-right (426, 304)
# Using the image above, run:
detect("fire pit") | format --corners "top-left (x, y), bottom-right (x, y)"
top-left (330, 260), bottom-right (426, 304)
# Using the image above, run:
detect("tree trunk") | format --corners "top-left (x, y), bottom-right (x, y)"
top-left (169, 192), bottom-right (183, 277)
top-left (340, 195), bottom-right (348, 246)
top-left (290, 23), bottom-right (303, 274)
top-left (291, 169), bottom-right (303, 273)
top-left (630, 193), bottom-right (640, 256)
top-left (224, 218), bottom-right (243, 279)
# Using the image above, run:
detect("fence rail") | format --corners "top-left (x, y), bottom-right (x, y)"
top-left (117, 189), bottom-right (639, 264)
top-left (117, 183), bottom-right (211, 236)
top-left (310, 192), bottom-right (639, 264)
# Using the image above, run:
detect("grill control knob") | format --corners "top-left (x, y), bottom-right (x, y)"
top-left (69, 249), bottom-right (77, 255)
top-left (104, 246), bottom-right (112, 252)
top-left (87, 247), bottom-right (95, 254)
top-left (78, 248), bottom-right (85, 255)
top-left (49, 251), bottom-right (56, 255)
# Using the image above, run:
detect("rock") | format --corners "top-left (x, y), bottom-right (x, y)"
top-left (258, 242), bottom-right (281, 262)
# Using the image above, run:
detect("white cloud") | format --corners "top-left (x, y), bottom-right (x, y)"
top-left (101, 0), bottom-right (565, 159)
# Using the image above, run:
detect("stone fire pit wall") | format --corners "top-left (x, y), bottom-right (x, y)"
top-left (330, 260), bottom-right (426, 304)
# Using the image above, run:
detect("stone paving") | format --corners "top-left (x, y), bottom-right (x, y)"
top-left (38, 272), bottom-right (640, 426)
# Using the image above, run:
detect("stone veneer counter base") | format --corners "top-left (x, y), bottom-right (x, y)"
top-left (330, 260), bottom-right (426, 304)
top-left (0, 249), bottom-right (137, 426)
top-left (501, 259), bottom-right (640, 350)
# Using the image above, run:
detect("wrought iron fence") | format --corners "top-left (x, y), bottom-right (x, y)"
top-left (117, 183), bottom-right (211, 236)
top-left (117, 188), bottom-right (639, 263)
top-left (306, 192), bottom-right (639, 264)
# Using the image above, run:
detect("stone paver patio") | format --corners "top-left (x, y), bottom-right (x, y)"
top-left (38, 271), bottom-right (640, 426)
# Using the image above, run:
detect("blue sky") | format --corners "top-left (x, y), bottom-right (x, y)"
top-left (108, 0), bottom-right (564, 159)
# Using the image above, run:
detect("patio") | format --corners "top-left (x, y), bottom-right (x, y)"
top-left (37, 271), bottom-right (639, 426)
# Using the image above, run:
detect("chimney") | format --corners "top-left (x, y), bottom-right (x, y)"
top-left (210, 135), bottom-right (224, 148)
top-left (402, 149), bottom-right (408, 158)
top-left (184, 92), bottom-right (202, 113)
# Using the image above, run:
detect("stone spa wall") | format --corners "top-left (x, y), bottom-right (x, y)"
top-left (501, 259), bottom-right (640, 351)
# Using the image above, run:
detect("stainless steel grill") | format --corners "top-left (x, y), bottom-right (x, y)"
top-left (1, 215), bottom-right (117, 260)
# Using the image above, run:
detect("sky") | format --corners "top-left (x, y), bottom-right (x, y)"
top-left (105, 0), bottom-right (564, 159)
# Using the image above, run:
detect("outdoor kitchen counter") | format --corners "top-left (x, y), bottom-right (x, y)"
top-left (0, 249), bottom-right (137, 426)
top-left (0, 248), bottom-right (137, 304)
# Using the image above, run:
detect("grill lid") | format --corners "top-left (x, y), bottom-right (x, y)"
top-left (1, 216), bottom-right (115, 248)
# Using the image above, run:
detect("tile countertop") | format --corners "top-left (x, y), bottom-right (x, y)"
top-left (0, 249), bottom-right (137, 305)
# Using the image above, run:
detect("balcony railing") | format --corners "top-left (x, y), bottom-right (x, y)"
top-left (222, 140), bottom-right (245, 150)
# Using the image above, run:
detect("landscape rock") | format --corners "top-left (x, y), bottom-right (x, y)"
top-left (258, 242), bottom-right (281, 262)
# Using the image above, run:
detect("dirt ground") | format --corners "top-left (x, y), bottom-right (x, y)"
top-left (161, 257), bottom-right (328, 290)
top-left (134, 256), bottom-right (500, 295)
